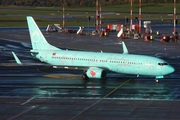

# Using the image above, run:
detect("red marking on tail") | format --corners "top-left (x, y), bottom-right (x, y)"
top-left (52, 52), bottom-right (56, 56)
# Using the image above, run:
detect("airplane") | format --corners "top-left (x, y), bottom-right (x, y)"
top-left (12, 16), bottom-right (175, 83)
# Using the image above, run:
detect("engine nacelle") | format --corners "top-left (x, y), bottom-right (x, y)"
top-left (86, 67), bottom-right (106, 79)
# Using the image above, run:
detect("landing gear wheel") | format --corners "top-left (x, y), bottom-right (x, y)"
top-left (155, 79), bottom-right (159, 83)
top-left (82, 73), bottom-right (89, 80)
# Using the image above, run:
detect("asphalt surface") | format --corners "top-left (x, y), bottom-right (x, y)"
top-left (0, 28), bottom-right (180, 120)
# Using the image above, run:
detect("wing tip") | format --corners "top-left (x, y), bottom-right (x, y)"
top-left (122, 41), bottom-right (128, 54)
top-left (12, 51), bottom-right (22, 65)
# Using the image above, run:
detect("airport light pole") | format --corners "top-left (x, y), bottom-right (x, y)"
top-left (88, 16), bottom-right (90, 34)
top-left (130, 0), bottom-right (132, 31)
top-left (139, 0), bottom-right (142, 35)
top-left (62, 4), bottom-right (65, 29)
top-left (96, 0), bottom-right (99, 31)
top-left (174, 0), bottom-right (176, 35)
top-left (125, 16), bottom-right (127, 25)
top-left (99, 4), bottom-right (102, 30)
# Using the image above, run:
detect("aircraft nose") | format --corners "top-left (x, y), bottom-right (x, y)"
top-left (168, 65), bottom-right (175, 74)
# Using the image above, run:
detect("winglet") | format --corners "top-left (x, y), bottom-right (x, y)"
top-left (12, 52), bottom-right (22, 65)
top-left (122, 41), bottom-right (128, 54)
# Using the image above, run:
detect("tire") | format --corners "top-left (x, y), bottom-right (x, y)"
top-left (82, 73), bottom-right (89, 80)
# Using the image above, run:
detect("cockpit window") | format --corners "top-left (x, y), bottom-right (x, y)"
top-left (158, 63), bottom-right (169, 66)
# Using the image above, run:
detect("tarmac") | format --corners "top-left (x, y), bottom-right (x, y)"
top-left (0, 28), bottom-right (180, 120)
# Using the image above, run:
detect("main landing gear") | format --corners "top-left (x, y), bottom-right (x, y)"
top-left (82, 73), bottom-right (89, 80)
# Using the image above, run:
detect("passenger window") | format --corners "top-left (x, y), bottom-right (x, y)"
top-left (158, 63), bottom-right (163, 66)
top-left (158, 63), bottom-right (169, 66)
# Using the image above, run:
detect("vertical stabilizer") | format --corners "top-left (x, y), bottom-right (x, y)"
top-left (27, 16), bottom-right (59, 51)
top-left (122, 41), bottom-right (128, 54)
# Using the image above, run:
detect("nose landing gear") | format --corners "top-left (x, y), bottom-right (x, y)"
top-left (155, 79), bottom-right (159, 83)
top-left (155, 76), bottom-right (164, 83)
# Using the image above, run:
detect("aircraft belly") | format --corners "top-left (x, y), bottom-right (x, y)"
top-left (134, 65), bottom-right (146, 75)
top-left (114, 64), bottom-right (157, 76)
top-left (136, 66), bottom-right (164, 76)
top-left (113, 64), bottom-right (132, 74)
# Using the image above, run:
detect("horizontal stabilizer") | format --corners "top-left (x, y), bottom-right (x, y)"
top-left (122, 41), bottom-right (128, 54)
top-left (12, 52), bottom-right (22, 65)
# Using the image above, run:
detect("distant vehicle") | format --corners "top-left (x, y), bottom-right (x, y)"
top-left (160, 35), bottom-right (179, 42)
top-left (12, 16), bottom-right (175, 83)
top-left (100, 28), bottom-right (109, 37)
top-left (46, 24), bottom-right (62, 32)
top-left (160, 35), bottom-right (170, 42)
top-left (65, 28), bottom-right (76, 33)
top-left (77, 27), bottom-right (84, 35)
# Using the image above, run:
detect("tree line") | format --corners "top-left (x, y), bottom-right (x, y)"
top-left (0, 0), bottom-right (180, 7)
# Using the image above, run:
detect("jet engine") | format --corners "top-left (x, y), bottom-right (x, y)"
top-left (86, 67), bottom-right (106, 79)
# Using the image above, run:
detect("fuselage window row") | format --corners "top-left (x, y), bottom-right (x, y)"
top-left (158, 63), bottom-right (169, 66)
top-left (52, 56), bottom-right (143, 65)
